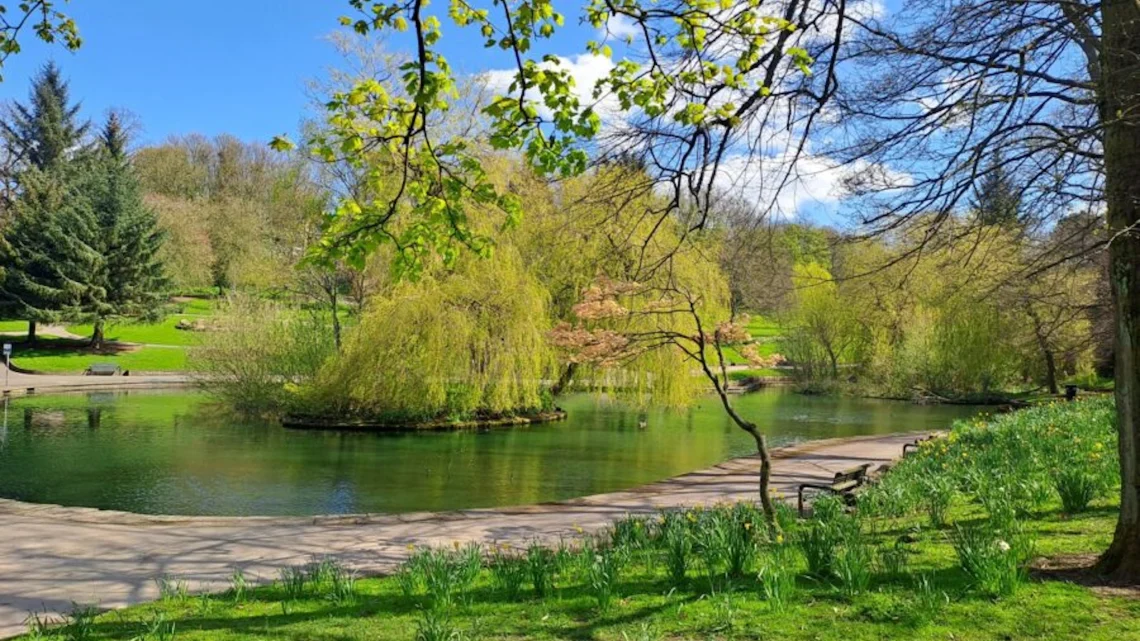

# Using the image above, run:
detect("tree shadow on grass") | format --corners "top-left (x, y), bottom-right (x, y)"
top-left (1030, 554), bottom-right (1140, 598)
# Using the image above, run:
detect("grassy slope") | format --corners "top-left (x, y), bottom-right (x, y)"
top-left (66, 316), bottom-right (203, 347)
top-left (0, 320), bottom-right (29, 333)
top-left (0, 298), bottom-right (214, 373)
top-left (27, 402), bottom-right (1139, 641)
top-left (721, 314), bottom-right (786, 371)
top-left (10, 344), bottom-right (188, 373)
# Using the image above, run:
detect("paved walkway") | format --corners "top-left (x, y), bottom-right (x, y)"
top-left (0, 431), bottom-right (923, 637)
top-left (1, 368), bottom-right (191, 396)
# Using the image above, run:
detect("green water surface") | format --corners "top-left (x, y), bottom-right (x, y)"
top-left (0, 389), bottom-right (980, 516)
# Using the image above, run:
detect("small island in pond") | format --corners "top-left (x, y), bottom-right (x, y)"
top-left (281, 408), bottom-right (568, 432)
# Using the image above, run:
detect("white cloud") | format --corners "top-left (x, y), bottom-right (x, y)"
top-left (709, 149), bottom-right (911, 219)
top-left (481, 54), bottom-right (618, 120)
top-left (603, 14), bottom-right (640, 41)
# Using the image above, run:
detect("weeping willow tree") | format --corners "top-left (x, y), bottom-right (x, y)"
top-left (304, 247), bottom-right (555, 421)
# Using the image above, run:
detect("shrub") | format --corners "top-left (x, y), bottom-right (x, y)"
top-left (191, 296), bottom-right (335, 415)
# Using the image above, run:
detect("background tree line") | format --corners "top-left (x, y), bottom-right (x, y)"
top-left (716, 182), bottom-right (1107, 401)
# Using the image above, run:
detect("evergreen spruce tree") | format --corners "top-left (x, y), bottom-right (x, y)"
top-left (0, 166), bottom-right (103, 341)
top-left (972, 156), bottom-right (1023, 227)
top-left (1, 62), bottom-right (89, 171)
top-left (82, 113), bottom-right (166, 347)
top-left (0, 63), bottom-right (97, 342)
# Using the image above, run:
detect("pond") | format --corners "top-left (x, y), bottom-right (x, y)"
top-left (0, 388), bottom-right (982, 516)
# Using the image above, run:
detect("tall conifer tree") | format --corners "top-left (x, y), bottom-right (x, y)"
top-left (0, 63), bottom-right (96, 342)
top-left (1, 62), bottom-right (88, 171)
top-left (0, 166), bottom-right (102, 339)
top-left (82, 113), bottom-right (166, 347)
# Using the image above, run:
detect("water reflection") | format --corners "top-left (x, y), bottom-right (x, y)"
top-left (0, 389), bottom-right (981, 516)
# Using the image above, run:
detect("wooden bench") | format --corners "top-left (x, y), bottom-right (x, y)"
top-left (797, 463), bottom-right (872, 516)
top-left (902, 434), bottom-right (939, 457)
top-left (83, 363), bottom-right (122, 376)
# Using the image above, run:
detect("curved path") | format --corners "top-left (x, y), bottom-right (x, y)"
top-left (0, 431), bottom-right (924, 637)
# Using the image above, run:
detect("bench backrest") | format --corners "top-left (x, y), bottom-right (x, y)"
top-left (87, 363), bottom-right (121, 376)
top-left (832, 463), bottom-right (871, 484)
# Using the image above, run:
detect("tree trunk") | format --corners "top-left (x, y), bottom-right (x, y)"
top-left (710, 381), bottom-right (780, 531)
top-left (330, 287), bottom-right (342, 351)
top-left (1028, 308), bottom-right (1059, 394)
top-left (1097, 0), bottom-right (1140, 581)
top-left (91, 319), bottom-right (105, 350)
top-left (550, 362), bottom-right (577, 397)
top-left (750, 428), bottom-right (777, 522)
top-left (826, 347), bottom-right (839, 379)
top-left (27, 321), bottom-right (36, 345)
top-left (1043, 348), bottom-right (1059, 396)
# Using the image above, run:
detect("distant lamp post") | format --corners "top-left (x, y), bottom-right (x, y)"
top-left (3, 343), bottom-right (10, 388)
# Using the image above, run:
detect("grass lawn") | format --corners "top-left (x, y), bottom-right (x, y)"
top-left (66, 316), bottom-right (203, 347)
top-left (716, 315), bottom-right (786, 366)
top-left (729, 367), bottom-right (787, 380)
top-left (745, 314), bottom-right (783, 338)
top-left (0, 320), bottom-right (30, 334)
top-left (173, 297), bottom-right (218, 315)
top-left (5, 337), bottom-right (189, 373)
top-left (23, 399), bottom-right (1139, 641)
top-left (11, 344), bottom-right (188, 373)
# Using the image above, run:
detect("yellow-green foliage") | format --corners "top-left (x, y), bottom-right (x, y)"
top-left (784, 262), bottom-right (865, 381)
top-left (784, 222), bottom-right (1100, 398)
top-left (192, 295), bottom-right (336, 414)
top-left (307, 248), bottom-right (555, 419)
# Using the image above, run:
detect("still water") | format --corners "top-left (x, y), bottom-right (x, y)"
top-left (0, 388), bottom-right (980, 516)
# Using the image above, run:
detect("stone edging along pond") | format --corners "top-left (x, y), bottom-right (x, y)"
top-left (280, 408), bottom-right (568, 431)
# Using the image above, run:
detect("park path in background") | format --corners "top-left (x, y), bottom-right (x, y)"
top-left (0, 325), bottom-right (85, 341)
top-left (0, 368), bottom-right (190, 395)
top-left (0, 431), bottom-right (924, 637)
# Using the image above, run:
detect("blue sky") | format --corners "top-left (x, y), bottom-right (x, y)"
top-left (0, 1), bottom-right (875, 225)
top-left (0, 1), bottom-right (604, 147)
top-left (0, 1), bottom-right (342, 145)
